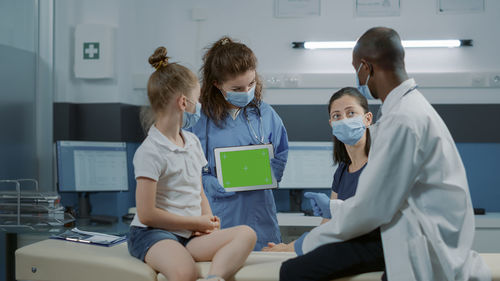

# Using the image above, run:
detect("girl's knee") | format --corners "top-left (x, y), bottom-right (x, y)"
top-left (235, 225), bottom-right (257, 243)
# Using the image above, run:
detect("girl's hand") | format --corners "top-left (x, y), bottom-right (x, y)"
top-left (193, 216), bottom-right (220, 237)
top-left (261, 242), bottom-right (294, 252)
top-left (211, 216), bottom-right (221, 230)
top-left (196, 215), bottom-right (219, 233)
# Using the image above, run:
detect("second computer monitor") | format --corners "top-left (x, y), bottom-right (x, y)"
top-left (279, 141), bottom-right (337, 189)
top-left (56, 141), bottom-right (129, 192)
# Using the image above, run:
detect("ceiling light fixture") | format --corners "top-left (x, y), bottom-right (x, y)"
top-left (292, 39), bottom-right (473, 49)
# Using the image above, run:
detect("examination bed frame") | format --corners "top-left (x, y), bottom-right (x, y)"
top-left (16, 239), bottom-right (500, 281)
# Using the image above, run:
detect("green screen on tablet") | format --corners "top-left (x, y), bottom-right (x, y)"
top-left (214, 144), bottom-right (277, 192)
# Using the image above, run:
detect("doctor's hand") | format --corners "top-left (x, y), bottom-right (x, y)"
top-left (202, 175), bottom-right (235, 198)
top-left (270, 158), bottom-right (286, 182)
top-left (304, 192), bottom-right (332, 219)
top-left (262, 242), bottom-right (294, 252)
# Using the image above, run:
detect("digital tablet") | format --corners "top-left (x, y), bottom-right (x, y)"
top-left (214, 144), bottom-right (277, 192)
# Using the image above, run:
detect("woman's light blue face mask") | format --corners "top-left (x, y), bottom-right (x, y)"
top-left (223, 85), bottom-right (256, 108)
top-left (182, 101), bottom-right (201, 129)
top-left (330, 115), bottom-right (367, 146)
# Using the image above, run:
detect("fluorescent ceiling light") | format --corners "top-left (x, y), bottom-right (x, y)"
top-left (292, 40), bottom-right (472, 49)
top-left (403, 40), bottom-right (462, 48)
top-left (304, 41), bottom-right (355, 49)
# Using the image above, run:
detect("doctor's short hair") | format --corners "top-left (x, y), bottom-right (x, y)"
top-left (328, 87), bottom-right (371, 165)
top-left (200, 36), bottom-right (263, 127)
top-left (354, 27), bottom-right (405, 72)
top-left (146, 46), bottom-right (198, 115)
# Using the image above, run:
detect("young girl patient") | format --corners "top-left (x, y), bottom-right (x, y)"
top-left (127, 46), bottom-right (257, 281)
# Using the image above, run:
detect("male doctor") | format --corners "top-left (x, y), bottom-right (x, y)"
top-left (279, 27), bottom-right (491, 280)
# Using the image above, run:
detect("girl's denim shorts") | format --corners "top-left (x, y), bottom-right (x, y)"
top-left (127, 226), bottom-right (192, 261)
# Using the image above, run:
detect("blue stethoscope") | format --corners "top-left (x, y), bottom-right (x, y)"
top-left (203, 107), bottom-right (265, 175)
top-left (246, 114), bottom-right (265, 144)
top-left (404, 85), bottom-right (418, 96)
top-left (376, 84), bottom-right (418, 120)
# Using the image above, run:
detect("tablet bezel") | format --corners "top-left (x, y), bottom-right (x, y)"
top-left (214, 144), bottom-right (277, 192)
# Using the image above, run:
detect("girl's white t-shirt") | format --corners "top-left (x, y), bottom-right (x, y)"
top-left (130, 125), bottom-right (208, 238)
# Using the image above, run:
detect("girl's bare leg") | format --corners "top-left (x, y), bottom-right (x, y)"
top-left (145, 239), bottom-right (198, 281)
top-left (186, 225), bottom-right (257, 280)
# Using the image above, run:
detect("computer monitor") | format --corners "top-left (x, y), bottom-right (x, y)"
top-left (56, 141), bottom-right (129, 192)
top-left (279, 141), bottom-right (337, 189)
top-left (56, 141), bottom-right (129, 219)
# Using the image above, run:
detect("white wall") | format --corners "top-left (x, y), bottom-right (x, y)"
top-left (53, 0), bottom-right (500, 105)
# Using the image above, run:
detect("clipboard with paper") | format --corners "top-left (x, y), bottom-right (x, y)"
top-left (50, 227), bottom-right (126, 247)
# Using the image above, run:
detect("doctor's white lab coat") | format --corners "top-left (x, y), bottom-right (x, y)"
top-left (300, 79), bottom-right (491, 280)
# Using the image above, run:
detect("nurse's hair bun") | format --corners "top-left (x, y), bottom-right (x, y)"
top-left (149, 46), bottom-right (170, 70)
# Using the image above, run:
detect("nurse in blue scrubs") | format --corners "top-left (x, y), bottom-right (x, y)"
top-left (189, 36), bottom-right (289, 250)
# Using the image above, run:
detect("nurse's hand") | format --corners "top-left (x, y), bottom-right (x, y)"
top-left (270, 158), bottom-right (286, 182)
top-left (262, 242), bottom-right (294, 252)
top-left (202, 175), bottom-right (235, 198)
top-left (304, 192), bottom-right (331, 219)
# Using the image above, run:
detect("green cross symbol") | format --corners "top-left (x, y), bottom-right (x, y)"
top-left (83, 42), bottom-right (100, 60)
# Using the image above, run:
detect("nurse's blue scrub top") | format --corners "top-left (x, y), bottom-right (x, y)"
top-left (332, 162), bottom-right (367, 200)
top-left (189, 102), bottom-right (289, 250)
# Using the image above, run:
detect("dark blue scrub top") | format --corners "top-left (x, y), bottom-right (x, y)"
top-left (331, 162), bottom-right (367, 200)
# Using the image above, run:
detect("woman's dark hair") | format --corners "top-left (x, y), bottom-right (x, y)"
top-left (328, 87), bottom-right (371, 165)
top-left (200, 36), bottom-right (263, 127)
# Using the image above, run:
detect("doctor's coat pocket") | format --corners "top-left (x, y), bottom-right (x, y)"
top-left (408, 235), bottom-right (433, 281)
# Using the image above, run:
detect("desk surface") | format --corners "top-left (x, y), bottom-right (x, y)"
top-left (5, 213), bottom-right (498, 232)
top-left (475, 212), bottom-right (500, 228)
top-left (0, 218), bottom-right (130, 236)
top-left (278, 212), bottom-right (500, 228)
top-left (277, 212), bottom-right (322, 226)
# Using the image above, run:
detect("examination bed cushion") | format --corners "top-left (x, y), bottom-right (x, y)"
top-left (16, 239), bottom-right (500, 281)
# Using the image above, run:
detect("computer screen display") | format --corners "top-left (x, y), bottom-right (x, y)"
top-left (56, 141), bottom-right (128, 192)
top-left (279, 141), bottom-right (337, 189)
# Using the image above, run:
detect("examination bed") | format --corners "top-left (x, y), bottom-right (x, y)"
top-left (16, 239), bottom-right (500, 281)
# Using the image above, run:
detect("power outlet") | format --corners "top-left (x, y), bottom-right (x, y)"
top-left (471, 74), bottom-right (487, 87)
top-left (264, 76), bottom-right (283, 88)
top-left (490, 74), bottom-right (500, 87)
top-left (283, 75), bottom-right (299, 88)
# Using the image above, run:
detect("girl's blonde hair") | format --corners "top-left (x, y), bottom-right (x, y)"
top-left (141, 47), bottom-right (198, 130)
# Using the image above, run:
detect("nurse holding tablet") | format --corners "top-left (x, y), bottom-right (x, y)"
top-left (189, 36), bottom-right (289, 250)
